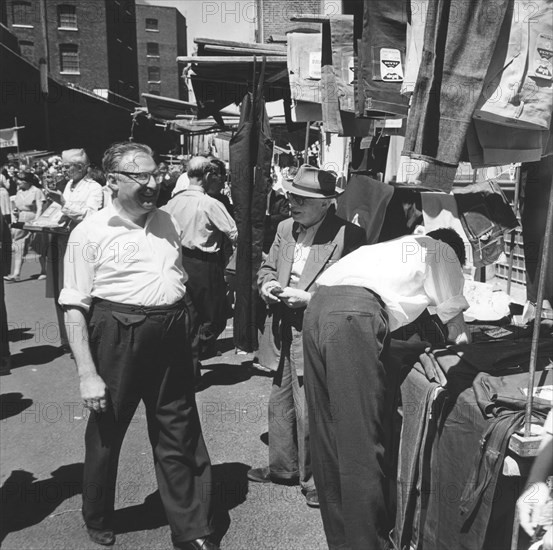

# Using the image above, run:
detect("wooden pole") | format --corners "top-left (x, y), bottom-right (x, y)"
top-left (523, 181), bottom-right (553, 436)
top-left (304, 122), bottom-right (310, 164)
top-left (506, 168), bottom-right (521, 295)
top-left (14, 117), bottom-right (20, 157)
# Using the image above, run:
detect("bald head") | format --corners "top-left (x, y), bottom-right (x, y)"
top-left (187, 156), bottom-right (213, 185)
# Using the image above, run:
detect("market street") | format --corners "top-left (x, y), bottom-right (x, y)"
top-left (1, 257), bottom-right (327, 550)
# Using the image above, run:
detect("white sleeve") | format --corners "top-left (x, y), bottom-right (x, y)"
top-left (424, 243), bottom-right (469, 323)
top-left (58, 225), bottom-right (96, 311)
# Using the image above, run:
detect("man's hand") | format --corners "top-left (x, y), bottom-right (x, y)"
top-left (517, 481), bottom-right (552, 538)
top-left (260, 281), bottom-right (283, 304)
top-left (45, 188), bottom-right (66, 206)
top-left (80, 372), bottom-right (108, 413)
top-left (279, 287), bottom-right (311, 309)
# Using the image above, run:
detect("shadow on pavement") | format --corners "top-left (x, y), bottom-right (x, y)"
top-left (0, 464), bottom-right (83, 544)
top-left (113, 491), bottom-right (168, 534)
top-left (0, 392), bottom-right (33, 420)
top-left (211, 462), bottom-right (250, 544)
top-left (10, 345), bottom-right (65, 369)
top-left (196, 364), bottom-right (253, 391)
top-left (7, 327), bottom-right (34, 343)
top-left (111, 462), bottom-right (249, 545)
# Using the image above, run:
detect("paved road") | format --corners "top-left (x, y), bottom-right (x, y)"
top-left (1, 259), bottom-right (327, 550)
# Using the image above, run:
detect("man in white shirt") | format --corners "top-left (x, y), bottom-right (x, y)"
top-left (163, 157), bottom-right (237, 369)
top-left (303, 228), bottom-right (470, 550)
top-left (44, 148), bottom-right (103, 353)
top-left (59, 142), bottom-right (218, 550)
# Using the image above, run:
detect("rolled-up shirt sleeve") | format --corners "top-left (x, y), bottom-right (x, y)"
top-left (58, 225), bottom-right (96, 311)
top-left (209, 201), bottom-right (238, 244)
top-left (424, 243), bottom-right (469, 323)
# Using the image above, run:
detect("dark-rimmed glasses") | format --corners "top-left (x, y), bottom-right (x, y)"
top-left (112, 170), bottom-right (160, 185)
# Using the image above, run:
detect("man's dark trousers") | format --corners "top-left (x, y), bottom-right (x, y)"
top-left (182, 248), bottom-right (227, 369)
top-left (303, 285), bottom-right (391, 550)
top-left (82, 295), bottom-right (214, 544)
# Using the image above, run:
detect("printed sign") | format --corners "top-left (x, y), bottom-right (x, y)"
top-left (533, 33), bottom-right (552, 80)
top-left (308, 51), bottom-right (322, 80)
top-left (380, 48), bottom-right (404, 82)
top-left (0, 128), bottom-right (18, 149)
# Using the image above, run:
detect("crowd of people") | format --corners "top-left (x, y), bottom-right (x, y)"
top-left (1, 141), bottom-right (550, 550)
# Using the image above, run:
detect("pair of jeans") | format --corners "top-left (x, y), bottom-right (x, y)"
top-left (304, 285), bottom-right (391, 550)
top-left (474, 0), bottom-right (553, 131)
top-left (357, 0), bottom-right (410, 118)
top-left (82, 297), bottom-right (214, 545)
top-left (403, 0), bottom-right (511, 170)
top-left (268, 313), bottom-right (314, 491)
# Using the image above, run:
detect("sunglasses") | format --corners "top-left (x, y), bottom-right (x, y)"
top-left (112, 170), bottom-right (160, 186)
top-left (288, 193), bottom-right (326, 206)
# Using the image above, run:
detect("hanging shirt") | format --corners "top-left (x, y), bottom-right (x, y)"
top-left (59, 203), bottom-right (187, 311)
top-left (62, 176), bottom-right (103, 222)
top-left (162, 184), bottom-right (237, 253)
top-left (316, 235), bottom-right (469, 331)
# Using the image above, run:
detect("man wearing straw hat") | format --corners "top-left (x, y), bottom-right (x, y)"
top-left (248, 164), bottom-right (366, 507)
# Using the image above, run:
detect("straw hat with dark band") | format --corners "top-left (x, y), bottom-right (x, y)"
top-left (282, 164), bottom-right (337, 199)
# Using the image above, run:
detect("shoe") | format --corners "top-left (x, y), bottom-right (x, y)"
top-left (37, 274), bottom-right (47, 280)
top-left (247, 466), bottom-right (272, 483)
top-left (173, 536), bottom-right (220, 550)
top-left (86, 526), bottom-right (115, 546)
top-left (305, 489), bottom-right (320, 508)
top-left (250, 361), bottom-right (272, 373)
top-left (247, 467), bottom-right (298, 485)
top-left (3, 275), bottom-right (20, 282)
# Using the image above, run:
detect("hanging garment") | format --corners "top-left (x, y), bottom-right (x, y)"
top-left (287, 31), bottom-right (322, 121)
top-left (402, 0), bottom-right (511, 185)
top-left (465, 118), bottom-right (550, 167)
top-left (420, 192), bottom-right (468, 241)
top-left (356, 0), bottom-right (410, 118)
top-left (453, 180), bottom-right (519, 267)
top-left (402, 0), bottom-right (430, 96)
top-left (473, 0), bottom-right (553, 131)
top-left (520, 157), bottom-right (553, 304)
top-left (230, 90), bottom-right (274, 351)
top-left (336, 174), bottom-right (394, 244)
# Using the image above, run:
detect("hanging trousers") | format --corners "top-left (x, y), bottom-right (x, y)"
top-left (82, 295), bottom-right (214, 545)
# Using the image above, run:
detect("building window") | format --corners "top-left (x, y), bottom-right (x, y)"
top-left (18, 39), bottom-right (34, 58)
top-left (12, 1), bottom-right (34, 27)
top-left (146, 42), bottom-right (159, 57)
top-left (60, 44), bottom-right (80, 73)
top-left (58, 5), bottom-right (78, 29)
top-left (145, 18), bottom-right (158, 31)
top-left (147, 66), bottom-right (161, 82)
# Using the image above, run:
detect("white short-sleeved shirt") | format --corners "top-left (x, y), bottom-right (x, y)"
top-left (316, 235), bottom-right (469, 332)
top-left (59, 203), bottom-right (187, 311)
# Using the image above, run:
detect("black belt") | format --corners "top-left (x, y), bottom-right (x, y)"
top-left (91, 296), bottom-right (188, 315)
top-left (181, 247), bottom-right (220, 263)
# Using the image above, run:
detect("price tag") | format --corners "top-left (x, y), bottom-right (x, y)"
top-left (308, 51), bottom-right (321, 80)
top-left (532, 33), bottom-right (552, 80)
top-left (380, 48), bottom-right (403, 81)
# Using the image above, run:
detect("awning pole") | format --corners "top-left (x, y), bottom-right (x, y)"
top-left (304, 122), bottom-right (310, 164)
top-left (523, 181), bottom-right (553, 436)
top-left (506, 167), bottom-right (521, 295)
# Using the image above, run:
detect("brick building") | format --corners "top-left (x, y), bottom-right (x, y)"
top-left (2, 0), bottom-right (140, 107)
top-left (135, 4), bottom-right (187, 104)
